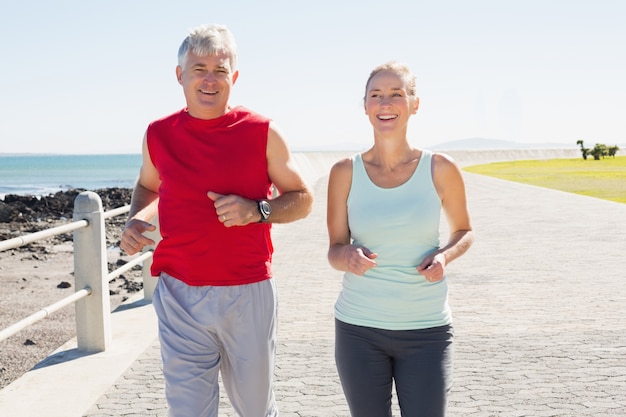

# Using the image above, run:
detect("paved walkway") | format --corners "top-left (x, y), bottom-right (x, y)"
top-left (5, 167), bottom-right (626, 416)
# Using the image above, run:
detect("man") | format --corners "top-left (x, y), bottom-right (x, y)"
top-left (121, 24), bottom-right (313, 417)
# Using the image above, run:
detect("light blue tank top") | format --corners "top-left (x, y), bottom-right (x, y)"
top-left (334, 150), bottom-right (452, 330)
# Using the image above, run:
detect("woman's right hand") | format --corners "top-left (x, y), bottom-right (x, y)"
top-left (346, 245), bottom-right (378, 276)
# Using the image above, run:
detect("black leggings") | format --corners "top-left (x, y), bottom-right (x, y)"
top-left (335, 319), bottom-right (453, 417)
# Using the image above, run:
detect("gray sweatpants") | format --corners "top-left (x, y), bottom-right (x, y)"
top-left (153, 273), bottom-right (279, 417)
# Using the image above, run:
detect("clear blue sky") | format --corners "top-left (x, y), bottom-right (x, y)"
top-left (1, 0), bottom-right (624, 154)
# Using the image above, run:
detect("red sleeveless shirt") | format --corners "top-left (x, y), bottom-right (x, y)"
top-left (147, 106), bottom-right (273, 286)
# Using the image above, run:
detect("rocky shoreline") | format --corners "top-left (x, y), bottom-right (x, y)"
top-left (0, 188), bottom-right (145, 390)
top-left (0, 187), bottom-right (133, 241)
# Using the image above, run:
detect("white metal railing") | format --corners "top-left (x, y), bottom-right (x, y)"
top-left (0, 191), bottom-right (159, 353)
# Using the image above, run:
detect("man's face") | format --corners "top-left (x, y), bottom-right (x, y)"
top-left (176, 51), bottom-right (239, 120)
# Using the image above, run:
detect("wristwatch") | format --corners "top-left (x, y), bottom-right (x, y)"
top-left (257, 200), bottom-right (271, 223)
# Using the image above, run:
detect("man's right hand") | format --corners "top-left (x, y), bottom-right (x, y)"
top-left (120, 219), bottom-right (157, 255)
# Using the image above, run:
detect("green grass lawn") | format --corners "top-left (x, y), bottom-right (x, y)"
top-left (463, 156), bottom-right (626, 204)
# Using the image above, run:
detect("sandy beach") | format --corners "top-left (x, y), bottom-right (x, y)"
top-left (0, 188), bottom-right (141, 389)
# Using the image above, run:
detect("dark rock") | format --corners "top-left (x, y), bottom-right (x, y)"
top-left (0, 188), bottom-right (133, 250)
top-left (118, 278), bottom-right (143, 293)
top-left (0, 201), bottom-right (20, 223)
top-left (0, 188), bottom-right (132, 225)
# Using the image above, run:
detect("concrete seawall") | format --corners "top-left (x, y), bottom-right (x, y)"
top-left (292, 148), bottom-right (583, 186)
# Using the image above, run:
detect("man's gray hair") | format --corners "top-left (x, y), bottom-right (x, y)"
top-left (178, 24), bottom-right (238, 70)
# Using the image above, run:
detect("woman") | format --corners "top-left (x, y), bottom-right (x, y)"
top-left (326, 61), bottom-right (474, 417)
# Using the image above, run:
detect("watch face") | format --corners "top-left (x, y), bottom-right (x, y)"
top-left (260, 200), bottom-right (271, 219)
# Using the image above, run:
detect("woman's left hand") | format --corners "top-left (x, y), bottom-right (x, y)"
top-left (417, 253), bottom-right (446, 282)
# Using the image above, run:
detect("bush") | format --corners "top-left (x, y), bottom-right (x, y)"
top-left (577, 140), bottom-right (619, 160)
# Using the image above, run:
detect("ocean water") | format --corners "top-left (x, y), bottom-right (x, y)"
top-left (0, 154), bottom-right (142, 198)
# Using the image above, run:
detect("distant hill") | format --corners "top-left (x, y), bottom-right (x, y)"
top-left (293, 137), bottom-right (585, 152)
top-left (427, 138), bottom-right (578, 151)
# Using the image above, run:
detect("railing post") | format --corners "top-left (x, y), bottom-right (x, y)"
top-left (141, 215), bottom-right (161, 301)
top-left (73, 191), bottom-right (111, 352)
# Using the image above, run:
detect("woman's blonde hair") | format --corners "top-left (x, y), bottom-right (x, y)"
top-left (363, 61), bottom-right (417, 103)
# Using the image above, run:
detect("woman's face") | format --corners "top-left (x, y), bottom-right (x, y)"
top-left (364, 70), bottom-right (419, 132)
